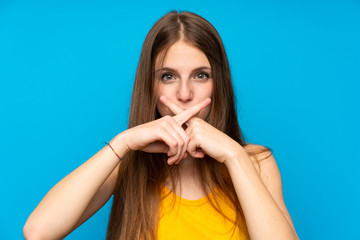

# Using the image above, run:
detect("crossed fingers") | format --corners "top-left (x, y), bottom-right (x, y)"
top-left (160, 96), bottom-right (211, 126)
top-left (160, 96), bottom-right (210, 164)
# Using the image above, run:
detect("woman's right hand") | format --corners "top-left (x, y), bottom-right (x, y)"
top-left (123, 98), bottom-right (211, 164)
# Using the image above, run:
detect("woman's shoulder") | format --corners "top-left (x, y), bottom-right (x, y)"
top-left (243, 143), bottom-right (272, 160)
top-left (242, 143), bottom-right (274, 173)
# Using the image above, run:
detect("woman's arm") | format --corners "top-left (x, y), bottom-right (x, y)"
top-left (23, 99), bottom-right (209, 240)
top-left (69, 163), bottom-right (120, 234)
top-left (23, 134), bottom-right (128, 240)
top-left (185, 122), bottom-right (299, 239)
top-left (160, 97), bottom-right (299, 239)
top-left (184, 119), bottom-right (299, 239)
top-left (225, 144), bottom-right (299, 240)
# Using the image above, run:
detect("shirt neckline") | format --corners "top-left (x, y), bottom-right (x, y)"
top-left (162, 184), bottom-right (218, 206)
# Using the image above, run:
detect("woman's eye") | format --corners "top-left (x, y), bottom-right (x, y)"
top-left (195, 72), bottom-right (210, 80)
top-left (161, 73), bottom-right (175, 81)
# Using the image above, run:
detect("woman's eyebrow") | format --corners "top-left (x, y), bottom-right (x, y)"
top-left (155, 66), bottom-right (211, 74)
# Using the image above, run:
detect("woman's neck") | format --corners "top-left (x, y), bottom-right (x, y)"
top-left (177, 155), bottom-right (196, 171)
top-left (165, 156), bottom-right (212, 199)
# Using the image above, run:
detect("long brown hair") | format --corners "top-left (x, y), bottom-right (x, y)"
top-left (107, 10), bottom-right (272, 240)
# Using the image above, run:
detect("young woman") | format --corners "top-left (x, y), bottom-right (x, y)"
top-left (24, 11), bottom-right (299, 240)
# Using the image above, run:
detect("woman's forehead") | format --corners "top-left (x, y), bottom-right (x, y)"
top-left (155, 41), bottom-right (210, 70)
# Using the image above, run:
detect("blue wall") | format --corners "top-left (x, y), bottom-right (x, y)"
top-left (1, 0), bottom-right (359, 239)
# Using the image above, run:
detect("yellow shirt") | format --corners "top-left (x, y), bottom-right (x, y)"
top-left (157, 185), bottom-right (249, 240)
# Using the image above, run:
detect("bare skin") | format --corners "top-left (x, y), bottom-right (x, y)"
top-left (24, 40), bottom-right (299, 240)
top-left (23, 99), bottom-right (210, 240)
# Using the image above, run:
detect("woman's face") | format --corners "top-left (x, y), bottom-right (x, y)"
top-left (154, 41), bottom-right (213, 119)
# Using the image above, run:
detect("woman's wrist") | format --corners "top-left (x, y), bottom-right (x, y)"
top-left (223, 145), bottom-right (250, 168)
top-left (110, 131), bottom-right (131, 159)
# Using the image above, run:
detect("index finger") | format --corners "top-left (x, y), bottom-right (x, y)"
top-left (169, 98), bottom-right (211, 125)
top-left (159, 96), bottom-right (183, 115)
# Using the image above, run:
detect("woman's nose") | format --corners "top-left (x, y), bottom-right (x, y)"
top-left (176, 80), bottom-right (193, 103)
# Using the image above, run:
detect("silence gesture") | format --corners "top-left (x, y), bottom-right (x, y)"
top-left (122, 98), bottom-right (211, 164)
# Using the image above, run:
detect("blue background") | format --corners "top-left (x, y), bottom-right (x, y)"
top-left (1, 0), bottom-right (359, 239)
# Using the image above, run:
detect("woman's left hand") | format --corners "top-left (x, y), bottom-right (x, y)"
top-left (160, 96), bottom-right (246, 165)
